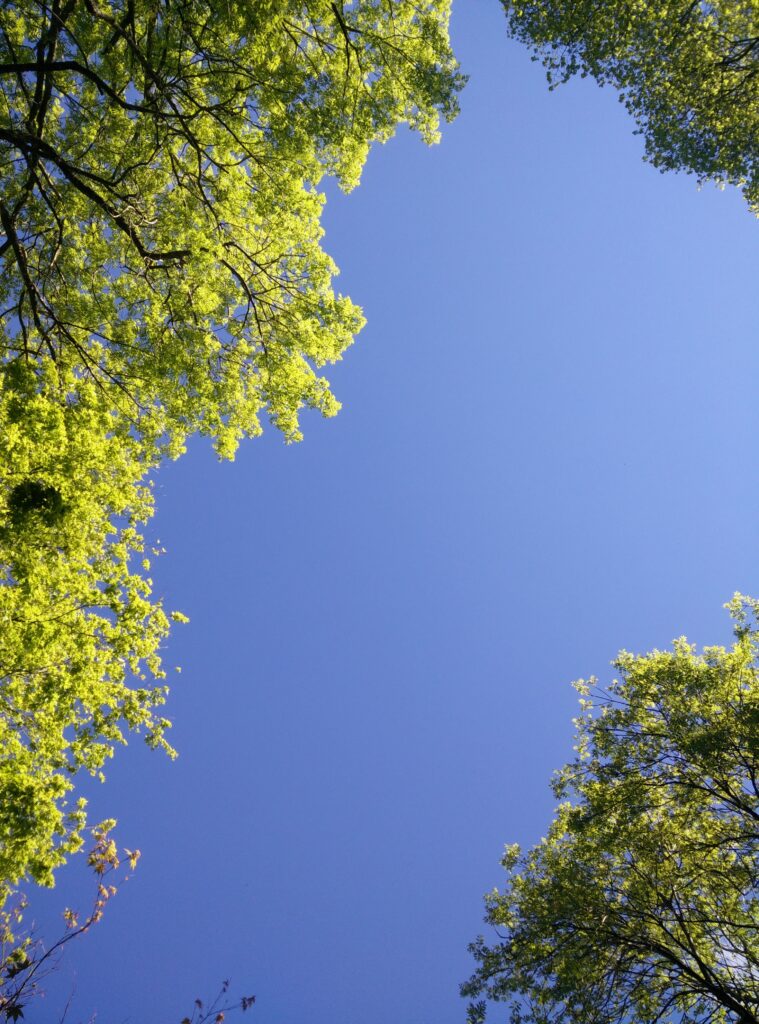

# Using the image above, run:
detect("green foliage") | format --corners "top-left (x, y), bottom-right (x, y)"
top-left (0, 0), bottom-right (463, 899)
top-left (463, 596), bottom-right (759, 1024)
top-left (500, 0), bottom-right (759, 212)
top-left (0, 0), bottom-right (463, 451)
top-left (0, 363), bottom-right (172, 903)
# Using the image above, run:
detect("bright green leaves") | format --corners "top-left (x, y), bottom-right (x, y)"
top-left (0, 1), bottom-right (462, 900)
top-left (501, 0), bottom-right (759, 213)
top-left (0, 1), bottom-right (463, 453)
top-left (0, 362), bottom-right (174, 903)
top-left (464, 597), bottom-right (759, 1024)
top-left (0, 0), bottom-right (463, 456)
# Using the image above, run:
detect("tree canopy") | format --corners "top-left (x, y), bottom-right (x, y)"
top-left (500, 0), bottom-right (759, 212)
top-left (0, 0), bottom-right (463, 901)
top-left (0, 0), bottom-right (463, 451)
top-left (463, 595), bottom-right (759, 1024)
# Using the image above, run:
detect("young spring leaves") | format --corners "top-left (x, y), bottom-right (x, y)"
top-left (464, 596), bottom-right (759, 1024)
top-left (0, 0), bottom-right (463, 450)
top-left (0, 362), bottom-right (173, 903)
top-left (0, 0), bottom-right (464, 899)
top-left (500, 0), bottom-right (759, 212)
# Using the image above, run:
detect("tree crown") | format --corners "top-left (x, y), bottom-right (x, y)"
top-left (464, 596), bottom-right (759, 1024)
top-left (501, 0), bottom-right (759, 213)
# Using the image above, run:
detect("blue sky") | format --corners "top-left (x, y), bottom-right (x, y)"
top-left (29, 2), bottom-right (759, 1021)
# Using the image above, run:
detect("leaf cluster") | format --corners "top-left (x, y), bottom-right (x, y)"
top-left (0, 361), bottom-right (174, 901)
top-left (0, 0), bottom-right (464, 451)
top-left (0, 0), bottom-right (464, 900)
top-left (501, 0), bottom-right (759, 212)
top-left (463, 596), bottom-right (759, 1024)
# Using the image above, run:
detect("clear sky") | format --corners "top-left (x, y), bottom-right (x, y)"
top-left (29, 2), bottom-right (759, 1022)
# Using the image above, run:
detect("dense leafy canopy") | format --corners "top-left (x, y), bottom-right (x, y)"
top-left (0, 0), bottom-right (463, 900)
top-left (0, 0), bottom-right (463, 450)
top-left (500, 0), bottom-right (759, 212)
top-left (464, 596), bottom-right (759, 1024)
top-left (0, 363), bottom-right (175, 902)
